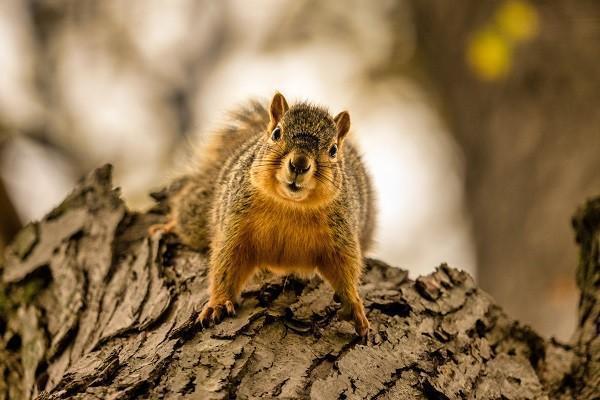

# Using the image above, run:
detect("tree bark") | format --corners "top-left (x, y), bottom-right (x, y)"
top-left (0, 165), bottom-right (598, 399)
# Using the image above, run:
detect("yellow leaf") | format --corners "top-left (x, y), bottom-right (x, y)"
top-left (496, 0), bottom-right (539, 41)
top-left (466, 28), bottom-right (512, 81)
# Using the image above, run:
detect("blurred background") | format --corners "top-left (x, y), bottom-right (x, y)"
top-left (0, 0), bottom-right (598, 341)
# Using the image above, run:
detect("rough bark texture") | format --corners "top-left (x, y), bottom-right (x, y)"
top-left (411, 0), bottom-right (600, 340)
top-left (0, 165), bottom-right (598, 399)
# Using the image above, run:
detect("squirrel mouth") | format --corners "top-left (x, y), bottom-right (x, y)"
top-left (274, 174), bottom-right (311, 201)
top-left (287, 182), bottom-right (302, 192)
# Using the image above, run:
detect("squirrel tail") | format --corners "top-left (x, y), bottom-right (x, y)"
top-left (167, 100), bottom-right (270, 250)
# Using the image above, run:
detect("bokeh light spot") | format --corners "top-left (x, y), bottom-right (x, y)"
top-left (467, 28), bottom-right (512, 81)
top-left (496, 0), bottom-right (539, 41)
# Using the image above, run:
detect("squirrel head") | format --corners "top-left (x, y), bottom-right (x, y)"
top-left (251, 92), bottom-right (351, 208)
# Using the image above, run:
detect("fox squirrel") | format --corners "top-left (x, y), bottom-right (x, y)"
top-left (152, 92), bottom-right (376, 336)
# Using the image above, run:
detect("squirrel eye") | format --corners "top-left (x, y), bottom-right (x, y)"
top-left (271, 127), bottom-right (281, 141)
top-left (329, 144), bottom-right (338, 158)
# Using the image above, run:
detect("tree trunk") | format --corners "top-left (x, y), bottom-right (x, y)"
top-left (0, 165), bottom-right (598, 399)
top-left (410, 0), bottom-right (600, 340)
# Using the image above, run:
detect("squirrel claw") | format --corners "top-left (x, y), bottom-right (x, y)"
top-left (211, 306), bottom-right (224, 323)
top-left (198, 306), bottom-right (213, 328)
top-left (224, 300), bottom-right (236, 316)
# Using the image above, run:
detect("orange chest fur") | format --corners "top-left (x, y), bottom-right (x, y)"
top-left (239, 205), bottom-right (334, 269)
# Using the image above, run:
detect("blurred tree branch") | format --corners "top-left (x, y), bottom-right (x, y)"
top-left (0, 131), bottom-right (22, 251)
top-left (0, 175), bottom-right (21, 252)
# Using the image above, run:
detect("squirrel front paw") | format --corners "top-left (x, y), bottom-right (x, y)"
top-left (337, 299), bottom-right (370, 337)
top-left (197, 298), bottom-right (236, 327)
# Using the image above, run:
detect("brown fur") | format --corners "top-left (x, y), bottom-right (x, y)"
top-left (152, 92), bottom-right (376, 336)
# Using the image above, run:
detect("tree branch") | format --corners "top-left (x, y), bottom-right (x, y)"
top-left (0, 165), bottom-right (597, 399)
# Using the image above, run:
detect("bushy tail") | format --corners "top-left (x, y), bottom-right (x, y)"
top-left (168, 99), bottom-right (270, 250)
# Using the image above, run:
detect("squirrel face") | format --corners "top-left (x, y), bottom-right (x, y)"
top-left (251, 92), bottom-right (351, 208)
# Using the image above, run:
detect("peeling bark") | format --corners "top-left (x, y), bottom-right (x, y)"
top-left (0, 165), bottom-right (598, 399)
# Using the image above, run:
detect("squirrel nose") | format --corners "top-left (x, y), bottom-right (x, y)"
top-left (289, 154), bottom-right (311, 175)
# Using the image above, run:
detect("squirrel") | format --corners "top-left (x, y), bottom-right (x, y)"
top-left (151, 92), bottom-right (376, 336)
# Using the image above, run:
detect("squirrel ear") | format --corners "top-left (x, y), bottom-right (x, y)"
top-left (269, 92), bottom-right (289, 126)
top-left (334, 111), bottom-right (351, 141)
